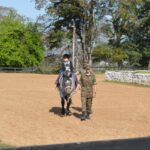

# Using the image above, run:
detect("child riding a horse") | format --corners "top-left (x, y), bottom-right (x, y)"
top-left (55, 54), bottom-right (78, 115)
top-left (56, 54), bottom-right (74, 87)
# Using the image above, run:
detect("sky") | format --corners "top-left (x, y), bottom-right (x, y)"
top-left (0, 0), bottom-right (44, 21)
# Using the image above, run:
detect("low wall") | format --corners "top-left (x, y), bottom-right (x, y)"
top-left (105, 71), bottom-right (150, 86)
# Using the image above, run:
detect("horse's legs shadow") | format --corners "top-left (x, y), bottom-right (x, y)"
top-left (72, 112), bottom-right (81, 119)
top-left (49, 106), bottom-right (82, 119)
top-left (49, 107), bottom-right (62, 117)
top-left (71, 106), bottom-right (82, 119)
top-left (71, 106), bottom-right (82, 112)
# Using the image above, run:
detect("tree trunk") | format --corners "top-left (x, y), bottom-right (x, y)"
top-left (148, 58), bottom-right (150, 70)
top-left (116, 34), bottom-right (121, 47)
top-left (81, 0), bottom-right (95, 65)
top-left (88, 53), bottom-right (92, 65)
top-left (86, 0), bottom-right (95, 65)
top-left (72, 21), bottom-right (76, 68)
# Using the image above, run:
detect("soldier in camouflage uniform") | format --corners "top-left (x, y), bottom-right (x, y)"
top-left (79, 64), bottom-right (97, 121)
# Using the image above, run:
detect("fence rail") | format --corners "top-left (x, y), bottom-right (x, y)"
top-left (0, 67), bottom-right (37, 73)
top-left (0, 66), bottom-right (149, 74)
top-left (92, 66), bottom-right (149, 72)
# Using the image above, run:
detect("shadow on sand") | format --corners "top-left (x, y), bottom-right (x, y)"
top-left (72, 112), bottom-right (81, 119)
top-left (49, 106), bottom-right (82, 119)
top-left (71, 106), bottom-right (82, 119)
top-left (49, 107), bottom-right (63, 117)
top-left (71, 106), bottom-right (82, 112)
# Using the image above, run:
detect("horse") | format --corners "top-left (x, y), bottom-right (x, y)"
top-left (57, 70), bottom-right (78, 116)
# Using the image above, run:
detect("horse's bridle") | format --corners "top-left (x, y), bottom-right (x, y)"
top-left (63, 70), bottom-right (73, 95)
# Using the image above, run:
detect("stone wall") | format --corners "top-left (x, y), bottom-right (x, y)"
top-left (105, 71), bottom-right (150, 86)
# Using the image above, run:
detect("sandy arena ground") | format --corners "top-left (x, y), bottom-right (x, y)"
top-left (0, 73), bottom-right (150, 147)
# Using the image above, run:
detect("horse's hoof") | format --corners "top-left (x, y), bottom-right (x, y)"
top-left (61, 113), bottom-right (65, 116)
top-left (61, 109), bottom-right (65, 115)
top-left (66, 110), bottom-right (72, 116)
top-left (81, 117), bottom-right (86, 121)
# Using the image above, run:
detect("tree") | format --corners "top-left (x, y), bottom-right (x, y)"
top-left (0, 11), bottom-right (44, 67)
top-left (92, 44), bottom-right (128, 68)
top-left (122, 42), bottom-right (142, 67)
top-left (111, 48), bottom-right (128, 68)
top-left (35, 0), bottom-right (98, 64)
top-left (129, 0), bottom-right (150, 68)
top-left (92, 44), bottom-right (112, 62)
top-left (0, 6), bottom-right (14, 19)
top-left (97, 0), bottom-right (150, 68)
top-left (117, 0), bottom-right (150, 68)
top-left (35, 0), bottom-right (150, 68)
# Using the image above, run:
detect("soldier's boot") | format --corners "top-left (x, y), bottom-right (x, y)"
top-left (81, 112), bottom-right (86, 121)
top-left (86, 112), bottom-right (91, 120)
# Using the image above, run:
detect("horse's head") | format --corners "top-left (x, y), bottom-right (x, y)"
top-left (63, 70), bottom-right (72, 78)
top-left (62, 70), bottom-right (73, 95)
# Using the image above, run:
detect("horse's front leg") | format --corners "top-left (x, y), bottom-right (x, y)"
top-left (66, 97), bottom-right (72, 116)
top-left (61, 98), bottom-right (65, 115)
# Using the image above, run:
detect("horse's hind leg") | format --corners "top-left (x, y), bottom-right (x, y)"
top-left (66, 98), bottom-right (72, 116)
top-left (61, 98), bottom-right (65, 115)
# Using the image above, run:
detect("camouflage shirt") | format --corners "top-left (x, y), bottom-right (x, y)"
top-left (80, 71), bottom-right (96, 98)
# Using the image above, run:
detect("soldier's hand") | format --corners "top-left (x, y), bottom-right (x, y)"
top-left (78, 86), bottom-right (81, 91)
top-left (76, 84), bottom-right (81, 91)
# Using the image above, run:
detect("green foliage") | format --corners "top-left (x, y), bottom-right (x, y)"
top-left (46, 30), bottom-right (66, 49)
top-left (99, 0), bottom-right (150, 68)
top-left (0, 143), bottom-right (12, 149)
top-left (92, 45), bottom-right (127, 67)
top-left (120, 0), bottom-right (150, 67)
top-left (135, 70), bottom-right (150, 74)
top-left (35, 0), bottom-right (97, 62)
top-left (0, 11), bottom-right (44, 67)
top-left (40, 0), bottom-right (83, 50)
top-left (111, 48), bottom-right (128, 67)
top-left (35, 0), bottom-right (150, 68)
top-left (122, 43), bottom-right (142, 67)
top-left (92, 44), bottom-right (112, 61)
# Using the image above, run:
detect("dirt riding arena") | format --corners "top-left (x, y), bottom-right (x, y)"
top-left (0, 73), bottom-right (150, 147)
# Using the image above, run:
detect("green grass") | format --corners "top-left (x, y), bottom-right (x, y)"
top-left (135, 70), bottom-right (150, 74)
top-left (0, 143), bottom-right (13, 149)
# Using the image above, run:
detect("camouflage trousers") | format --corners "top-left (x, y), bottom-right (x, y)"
top-left (81, 97), bottom-right (93, 114)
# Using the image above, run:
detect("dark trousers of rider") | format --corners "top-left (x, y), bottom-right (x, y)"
top-left (81, 97), bottom-right (92, 114)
